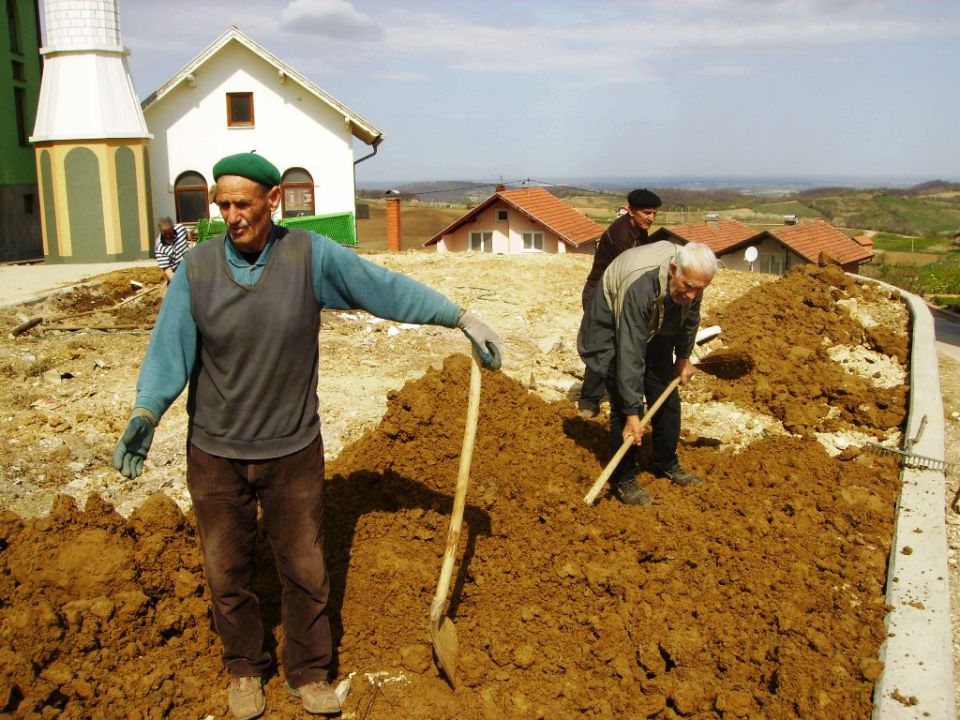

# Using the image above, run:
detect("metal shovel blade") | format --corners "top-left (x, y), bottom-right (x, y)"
top-left (430, 616), bottom-right (458, 685)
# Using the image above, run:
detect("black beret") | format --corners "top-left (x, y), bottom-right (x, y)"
top-left (212, 152), bottom-right (281, 187)
top-left (627, 188), bottom-right (662, 209)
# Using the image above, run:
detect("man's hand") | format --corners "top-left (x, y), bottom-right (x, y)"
top-left (623, 414), bottom-right (649, 446)
top-left (457, 311), bottom-right (503, 370)
top-left (112, 412), bottom-right (156, 479)
top-left (675, 356), bottom-right (696, 385)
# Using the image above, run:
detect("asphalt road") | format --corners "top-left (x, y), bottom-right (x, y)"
top-left (934, 308), bottom-right (960, 363)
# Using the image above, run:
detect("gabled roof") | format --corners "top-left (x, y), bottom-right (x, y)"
top-left (424, 187), bottom-right (604, 248)
top-left (140, 26), bottom-right (382, 145)
top-left (762, 221), bottom-right (873, 266)
top-left (648, 219), bottom-right (756, 255)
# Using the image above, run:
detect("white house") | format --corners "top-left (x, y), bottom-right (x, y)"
top-left (141, 26), bottom-right (382, 227)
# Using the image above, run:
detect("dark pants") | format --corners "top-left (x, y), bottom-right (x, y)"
top-left (579, 288), bottom-right (606, 412)
top-left (607, 335), bottom-right (682, 482)
top-left (578, 364), bottom-right (607, 412)
top-left (187, 434), bottom-right (331, 687)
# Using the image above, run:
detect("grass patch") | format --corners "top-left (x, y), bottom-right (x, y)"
top-left (932, 296), bottom-right (960, 310)
top-left (871, 232), bottom-right (956, 253)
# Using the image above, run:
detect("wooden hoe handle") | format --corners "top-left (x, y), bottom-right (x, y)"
top-left (583, 376), bottom-right (682, 505)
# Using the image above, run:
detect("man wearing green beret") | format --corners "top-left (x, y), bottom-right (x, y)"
top-left (112, 152), bottom-right (503, 719)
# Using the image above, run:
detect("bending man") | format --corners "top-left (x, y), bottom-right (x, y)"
top-left (578, 240), bottom-right (717, 505)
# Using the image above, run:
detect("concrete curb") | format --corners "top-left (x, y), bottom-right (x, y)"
top-left (861, 278), bottom-right (957, 719)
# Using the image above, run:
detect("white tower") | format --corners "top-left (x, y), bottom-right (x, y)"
top-left (30, 0), bottom-right (153, 263)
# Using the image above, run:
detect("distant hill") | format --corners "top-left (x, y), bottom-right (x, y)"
top-left (356, 179), bottom-right (960, 236)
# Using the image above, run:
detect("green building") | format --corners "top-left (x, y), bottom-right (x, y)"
top-left (0, 0), bottom-right (42, 262)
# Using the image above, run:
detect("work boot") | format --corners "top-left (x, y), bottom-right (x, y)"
top-left (228, 676), bottom-right (265, 720)
top-left (656, 464), bottom-right (702, 487)
top-left (286, 679), bottom-right (341, 716)
top-left (612, 477), bottom-right (653, 505)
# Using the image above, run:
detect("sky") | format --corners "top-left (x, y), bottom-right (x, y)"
top-left (58, 0), bottom-right (960, 184)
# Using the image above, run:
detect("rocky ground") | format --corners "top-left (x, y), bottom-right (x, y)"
top-left (0, 250), bottom-right (951, 719)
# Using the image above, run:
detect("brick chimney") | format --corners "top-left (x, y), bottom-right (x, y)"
top-left (386, 196), bottom-right (401, 251)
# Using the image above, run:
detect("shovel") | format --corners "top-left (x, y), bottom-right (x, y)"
top-left (583, 376), bottom-right (681, 505)
top-left (429, 348), bottom-right (482, 687)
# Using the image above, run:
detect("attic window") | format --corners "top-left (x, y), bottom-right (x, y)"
top-left (226, 92), bottom-right (254, 127)
top-left (496, 209), bottom-right (508, 221)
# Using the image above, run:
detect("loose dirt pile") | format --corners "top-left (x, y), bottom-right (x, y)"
top-left (0, 255), bottom-right (912, 719)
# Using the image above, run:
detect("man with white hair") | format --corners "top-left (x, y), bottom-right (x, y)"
top-left (578, 240), bottom-right (718, 505)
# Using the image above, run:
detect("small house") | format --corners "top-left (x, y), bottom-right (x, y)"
top-left (651, 218), bottom-right (873, 274)
top-left (141, 26), bottom-right (382, 238)
top-left (424, 187), bottom-right (602, 254)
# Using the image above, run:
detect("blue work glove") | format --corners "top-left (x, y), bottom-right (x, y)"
top-left (457, 310), bottom-right (503, 370)
top-left (112, 411), bottom-right (157, 479)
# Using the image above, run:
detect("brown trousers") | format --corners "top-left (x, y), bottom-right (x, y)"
top-left (187, 434), bottom-right (331, 686)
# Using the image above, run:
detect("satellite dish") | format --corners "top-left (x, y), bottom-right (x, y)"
top-left (744, 246), bottom-right (758, 263)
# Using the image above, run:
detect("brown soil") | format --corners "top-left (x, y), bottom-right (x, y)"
top-left (0, 255), bottom-right (914, 719)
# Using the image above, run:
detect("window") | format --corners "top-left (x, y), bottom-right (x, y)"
top-left (174, 171), bottom-right (209, 223)
top-left (13, 87), bottom-right (27, 146)
top-left (522, 231), bottom-right (544, 251)
top-left (281, 167), bottom-right (314, 218)
top-left (226, 92), bottom-right (254, 127)
top-left (470, 231), bottom-right (493, 253)
top-left (23, 193), bottom-right (34, 215)
top-left (759, 254), bottom-right (784, 275)
top-left (6, 0), bottom-right (20, 54)
top-left (496, 209), bottom-right (508, 221)
top-left (12, 61), bottom-right (24, 81)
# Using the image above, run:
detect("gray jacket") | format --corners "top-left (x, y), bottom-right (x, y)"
top-left (578, 241), bottom-right (701, 414)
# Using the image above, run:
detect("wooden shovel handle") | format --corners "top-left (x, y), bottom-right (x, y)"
top-left (429, 349), bottom-right (482, 624)
top-left (583, 375), bottom-right (682, 505)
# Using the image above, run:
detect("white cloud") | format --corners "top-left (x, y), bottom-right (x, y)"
top-left (278, 0), bottom-right (383, 40)
top-left (371, 7), bottom-right (959, 81)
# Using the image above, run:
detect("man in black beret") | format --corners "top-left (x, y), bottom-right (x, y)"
top-left (112, 152), bottom-right (503, 720)
top-left (576, 188), bottom-right (662, 419)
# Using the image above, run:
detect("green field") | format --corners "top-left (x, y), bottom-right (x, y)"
top-left (356, 200), bottom-right (466, 252)
top-left (870, 232), bottom-right (956, 253)
top-left (751, 200), bottom-right (822, 218)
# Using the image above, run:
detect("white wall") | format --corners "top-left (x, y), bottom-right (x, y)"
top-left (719, 236), bottom-right (803, 274)
top-left (437, 201), bottom-right (576, 254)
top-left (144, 41), bottom-right (357, 223)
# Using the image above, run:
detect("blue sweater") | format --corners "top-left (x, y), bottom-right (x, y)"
top-left (135, 227), bottom-right (461, 422)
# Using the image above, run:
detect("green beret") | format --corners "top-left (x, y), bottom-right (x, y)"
top-left (212, 152), bottom-right (281, 187)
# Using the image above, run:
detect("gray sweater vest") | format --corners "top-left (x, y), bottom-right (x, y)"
top-left (186, 228), bottom-right (321, 460)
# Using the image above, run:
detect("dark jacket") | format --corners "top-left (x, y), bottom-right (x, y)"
top-left (581, 214), bottom-right (651, 309)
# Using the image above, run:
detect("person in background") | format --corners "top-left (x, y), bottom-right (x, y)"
top-left (154, 217), bottom-right (190, 283)
top-left (113, 152), bottom-right (503, 720)
top-left (577, 189), bottom-right (662, 419)
top-left (578, 240), bottom-right (717, 505)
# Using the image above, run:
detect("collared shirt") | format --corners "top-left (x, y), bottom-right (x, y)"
top-left (154, 224), bottom-right (190, 272)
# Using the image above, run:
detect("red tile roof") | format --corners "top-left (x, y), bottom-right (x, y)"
top-left (649, 219), bottom-right (757, 254)
top-left (424, 187), bottom-right (604, 248)
top-left (766, 221), bottom-right (873, 265)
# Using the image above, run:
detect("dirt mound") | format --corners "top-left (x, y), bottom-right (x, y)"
top-left (0, 259), bottom-right (910, 718)
top-left (0, 353), bottom-right (901, 719)
top-left (33, 267), bottom-right (164, 329)
top-left (693, 263), bottom-right (909, 435)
